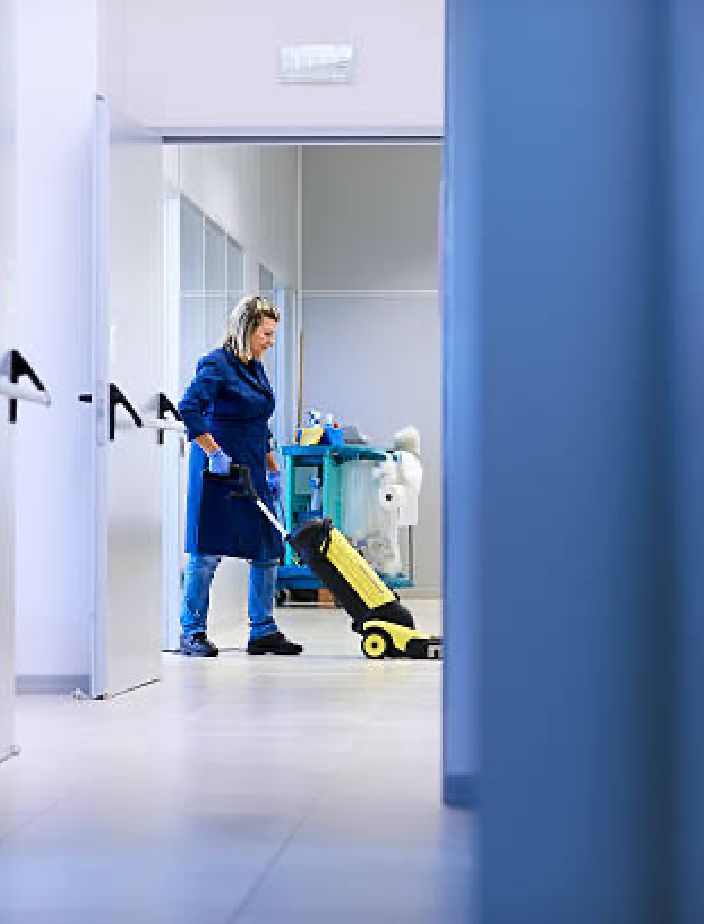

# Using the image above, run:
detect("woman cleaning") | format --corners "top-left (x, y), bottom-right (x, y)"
top-left (178, 294), bottom-right (303, 657)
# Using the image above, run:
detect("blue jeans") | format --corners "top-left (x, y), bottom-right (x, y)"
top-left (180, 554), bottom-right (279, 642)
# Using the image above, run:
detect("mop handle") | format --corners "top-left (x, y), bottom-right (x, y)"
top-left (218, 461), bottom-right (288, 538)
top-left (255, 497), bottom-right (287, 537)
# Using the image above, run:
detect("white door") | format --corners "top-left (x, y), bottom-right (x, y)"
top-left (0, 367), bottom-right (15, 764)
top-left (0, 0), bottom-right (17, 761)
top-left (92, 100), bottom-right (169, 698)
top-left (0, 1), bottom-right (51, 755)
top-left (162, 184), bottom-right (185, 652)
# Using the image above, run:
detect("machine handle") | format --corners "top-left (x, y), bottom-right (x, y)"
top-left (109, 382), bottom-right (142, 441)
top-left (204, 462), bottom-right (289, 538)
top-left (3, 350), bottom-right (52, 423)
top-left (203, 462), bottom-right (257, 497)
top-left (207, 462), bottom-right (288, 538)
top-left (319, 517), bottom-right (334, 555)
top-left (254, 496), bottom-right (287, 538)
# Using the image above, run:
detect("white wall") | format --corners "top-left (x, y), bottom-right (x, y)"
top-left (302, 145), bottom-right (442, 594)
top-left (15, 0), bottom-right (98, 687)
top-left (99, 0), bottom-right (443, 137)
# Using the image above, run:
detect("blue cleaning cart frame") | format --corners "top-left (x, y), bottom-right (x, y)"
top-left (276, 443), bottom-right (414, 598)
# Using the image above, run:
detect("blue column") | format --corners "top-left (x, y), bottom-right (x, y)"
top-left (442, 0), bottom-right (481, 811)
top-left (444, 0), bottom-right (679, 919)
top-left (670, 1), bottom-right (704, 920)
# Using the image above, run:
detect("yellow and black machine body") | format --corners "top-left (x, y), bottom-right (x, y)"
top-left (287, 518), bottom-right (411, 632)
top-left (288, 518), bottom-right (442, 660)
top-left (224, 463), bottom-right (443, 660)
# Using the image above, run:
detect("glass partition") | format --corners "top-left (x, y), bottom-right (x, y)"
top-left (179, 198), bottom-right (244, 394)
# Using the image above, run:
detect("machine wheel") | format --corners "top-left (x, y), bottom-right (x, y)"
top-left (362, 628), bottom-right (393, 659)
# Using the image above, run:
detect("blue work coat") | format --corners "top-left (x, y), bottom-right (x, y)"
top-left (179, 348), bottom-right (283, 561)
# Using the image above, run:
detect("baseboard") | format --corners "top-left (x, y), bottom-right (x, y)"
top-left (444, 773), bottom-right (477, 809)
top-left (16, 674), bottom-right (90, 695)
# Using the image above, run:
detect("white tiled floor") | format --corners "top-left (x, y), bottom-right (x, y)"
top-left (0, 601), bottom-right (473, 923)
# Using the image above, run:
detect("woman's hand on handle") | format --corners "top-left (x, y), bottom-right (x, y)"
top-left (195, 433), bottom-right (231, 475)
top-left (266, 453), bottom-right (283, 506)
top-left (208, 449), bottom-right (232, 475)
top-left (195, 433), bottom-right (220, 456)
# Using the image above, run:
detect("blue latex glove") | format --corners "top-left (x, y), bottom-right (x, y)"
top-left (266, 469), bottom-right (283, 502)
top-left (266, 470), bottom-right (285, 523)
top-left (208, 448), bottom-right (232, 475)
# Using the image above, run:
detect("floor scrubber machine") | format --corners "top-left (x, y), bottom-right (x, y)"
top-left (221, 464), bottom-right (442, 660)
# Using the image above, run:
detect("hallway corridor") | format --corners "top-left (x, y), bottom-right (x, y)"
top-left (0, 602), bottom-right (472, 922)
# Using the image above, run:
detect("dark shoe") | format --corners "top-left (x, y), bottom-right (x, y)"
top-left (180, 632), bottom-right (218, 657)
top-left (247, 631), bottom-right (303, 656)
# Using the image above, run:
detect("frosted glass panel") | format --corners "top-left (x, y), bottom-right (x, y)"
top-left (180, 198), bottom-right (203, 293)
top-left (280, 287), bottom-right (297, 445)
top-left (179, 199), bottom-right (242, 387)
top-left (258, 265), bottom-right (276, 392)
top-left (179, 295), bottom-right (205, 394)
top-left (178, 203), bottom-right (287, 453)
top-left (204, 216), bottom-right (226, 292)
top-left (207, 296), bottom-right (227, 352)
top-left (258, 263), bottom-right (275, 299)
top-left (226, 236), bottom-right (243, 305)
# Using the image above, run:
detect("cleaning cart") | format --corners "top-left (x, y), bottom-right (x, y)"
top-left (276, 443), bottom-right (415, 602)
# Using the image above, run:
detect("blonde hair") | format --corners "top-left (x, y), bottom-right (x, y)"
top-left (224, 294), bottom-right (280, 361)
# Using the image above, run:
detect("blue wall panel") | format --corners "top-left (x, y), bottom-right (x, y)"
top-left (443, 0), bottom-right (686, 919)
top-left (670, 1), bottom-right (704, 920)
